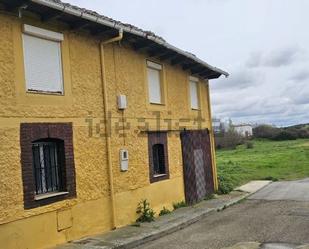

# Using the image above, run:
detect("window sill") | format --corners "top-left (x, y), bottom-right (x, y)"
top-left (153, 174), bottom-right (167, 178)
top-left (150, 102), bottom-right (165, 106)
top-left (27, 90), bottom-right (64, 96)
top-left (34, 191), bottom-right (69, 201)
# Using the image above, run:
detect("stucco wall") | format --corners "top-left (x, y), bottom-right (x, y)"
top-left (0, 12), bottom-right (214, 249)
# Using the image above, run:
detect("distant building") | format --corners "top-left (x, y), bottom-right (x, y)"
top-left (212, 118), bottom-right (222, 133)
top-left (212, 118), bottom-right (233, 133)
top-left (233, 124), bottom-right (253, 137)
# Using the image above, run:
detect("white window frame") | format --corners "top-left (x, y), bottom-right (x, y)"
top-left (22, 24), bottom-right (64, 94)
top-left (146, 60), bottom-right (163, 104)
top-left (189, 76), bottom-right (200, 110)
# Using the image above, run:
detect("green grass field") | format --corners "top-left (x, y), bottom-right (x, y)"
top-left (216, 139), bottom-right (309, 188)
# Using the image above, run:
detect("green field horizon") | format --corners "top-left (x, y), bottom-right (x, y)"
top-left (216, 139), bottom-right (309, 188)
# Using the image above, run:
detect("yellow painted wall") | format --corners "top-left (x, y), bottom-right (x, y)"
top-left (0, 11), bottom-right (216, 249)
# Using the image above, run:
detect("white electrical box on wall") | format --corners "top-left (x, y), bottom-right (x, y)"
top-left (120, 149), bottom-right (129, 172)
top-left (117, 95), bottom-right (127, 110)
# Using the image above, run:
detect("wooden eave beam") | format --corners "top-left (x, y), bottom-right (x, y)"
top-left (133, 41), bottom-right (154, 51)
top-left (69, 20), bottom-right (92, 30)
top-left (147, 48), bottom-right (166, 57)
top-left (207, 72), bottom-right (221, 79)
top-left (41, 10), bottom-right (63, 22)
top-left (3, 0), bottom-right (30, 11)
top-left (183, 63), bottom-right (200, 71)
top-left (191, 67), bottom-right (208, 74)
top-left (201, 70), bottom-right (214, 76)
top-left (159, 52), bottom-right (174, 60)
top-left (170, 56), bottom-right (188, 66)
top-left (90, 27), bottom-right (114, 36)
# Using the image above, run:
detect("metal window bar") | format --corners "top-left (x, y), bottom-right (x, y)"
top-left (32, 141), bottom-right (62, 195)
top-left (152, 144), bottom-right (165, 175)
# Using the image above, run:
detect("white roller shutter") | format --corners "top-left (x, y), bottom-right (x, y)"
top-left (22, 34), bottom-right (64, 93)
top-left (147, 66), bottom-right (162, 104)
top-left (190, 80), bottom-right (199, 109)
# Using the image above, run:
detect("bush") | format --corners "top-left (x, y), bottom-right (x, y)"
top-left (173, 201), bottom-right (187, 210)
top-left (253, 123), bottom-right (309, 140)
top-left (159, 207), bottom-right (172, 216)
top-left (253, 125), bottom-right (280, 139)
top-left (262, 176), bottom-right (278, 182)
top-left (246, 141), bottom-right (254, 149)
top-left (272, 130), bottom-right (298, 140)
top-left (136, 199), bottom-right (155, 223)
top-left (217, 175), bottom-right (234, 195)
top-left (215, 130), bottom-right (245, 150)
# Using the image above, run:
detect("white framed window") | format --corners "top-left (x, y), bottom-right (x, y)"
top-left (22, 25), bottom-right (64, 94)
top-left (189, 76), bottom-right (200, 110)
top-left (147, 60), bottom-right (163, 104)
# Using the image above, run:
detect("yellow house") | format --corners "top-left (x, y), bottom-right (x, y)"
top-left (0, 0), bottom-right (228, 248)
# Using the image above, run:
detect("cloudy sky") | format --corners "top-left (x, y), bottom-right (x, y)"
top-left (67, 0), bottom-right (309, 126)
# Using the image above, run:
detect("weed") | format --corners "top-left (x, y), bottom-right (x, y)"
top-left (204, 194), bottom-right (215, 200)
top-left (136, 199), bottom-right (155, 223)
top-left (262, 176), bottom-right (279, 182)
top-left (217, 175), bottom-right (234, 195)
top-left (173, 201), bottom-right (187, 210)
top-left (159, 207), bottom-right (172, 216)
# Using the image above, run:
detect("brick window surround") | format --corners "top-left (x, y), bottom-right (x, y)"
top-left (148, 132), bottom-right (169, 183)
top-left (20, 123), bottom-right (76, 209)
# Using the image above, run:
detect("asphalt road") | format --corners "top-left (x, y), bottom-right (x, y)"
top-left (135, 179), bottom-right (309, 249)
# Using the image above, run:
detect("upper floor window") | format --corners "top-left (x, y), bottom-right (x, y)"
top-left (189, 76), bottom-right (200, 110)
top-left (22, 24), bottom-right (64, 94)
top-left (147, 60), bottom-right (163, 104)
top-left (32, 139), bottom-right (65, 195)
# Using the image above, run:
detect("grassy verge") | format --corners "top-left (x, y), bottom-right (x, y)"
top-left (216, 139), bottom-right (309, 189)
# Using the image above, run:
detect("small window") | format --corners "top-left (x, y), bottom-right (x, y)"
top-left (147, 61), bottom-right (163, 104)
top-left (189, 78), bottom-right (200, 110)
top-left (148, 132), bottom-right (169, 183)
top-left (22, 25), bottom-right (64, 93)
top-left (152, 144), bottom-right (166, 175)
top-left (32, 139), bottom-right (65, 195)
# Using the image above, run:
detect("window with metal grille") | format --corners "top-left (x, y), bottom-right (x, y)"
top-left (32, 139), bottom-right (64, 195)
top-left (152, 144), bottom-right (166, 175)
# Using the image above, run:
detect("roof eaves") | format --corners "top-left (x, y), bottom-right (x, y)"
top-left (30, 0), bottom-right (229, 78)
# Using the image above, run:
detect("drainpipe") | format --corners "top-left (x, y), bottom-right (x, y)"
top-left (18, 4), bottom-right (28, 18)
top-left (206, 81), bottom-right (219, 191)
top-left (99, 29), bottom-right (123, 229)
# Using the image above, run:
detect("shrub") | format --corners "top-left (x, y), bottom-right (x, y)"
top-left (272, 130), bottom-right (298, 140)
top-left (253, 124), bottom-right (309, 140)
top-left (217, 175), bottom-right (234, 195)
top-left (262, 176), bottom-right (278, 182)
top-left (215, 130), bottom-right (245, 150)
top-left (136, 199), bottom-right (155, 223)
top-left (253, 125), bottom-right (280, 139)
top-left (173, 201), bottom-right (187, 210)
top-left (246, 141), bottom-right (254, 149)
top-left (159, 207), bottom-right (172, 216)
